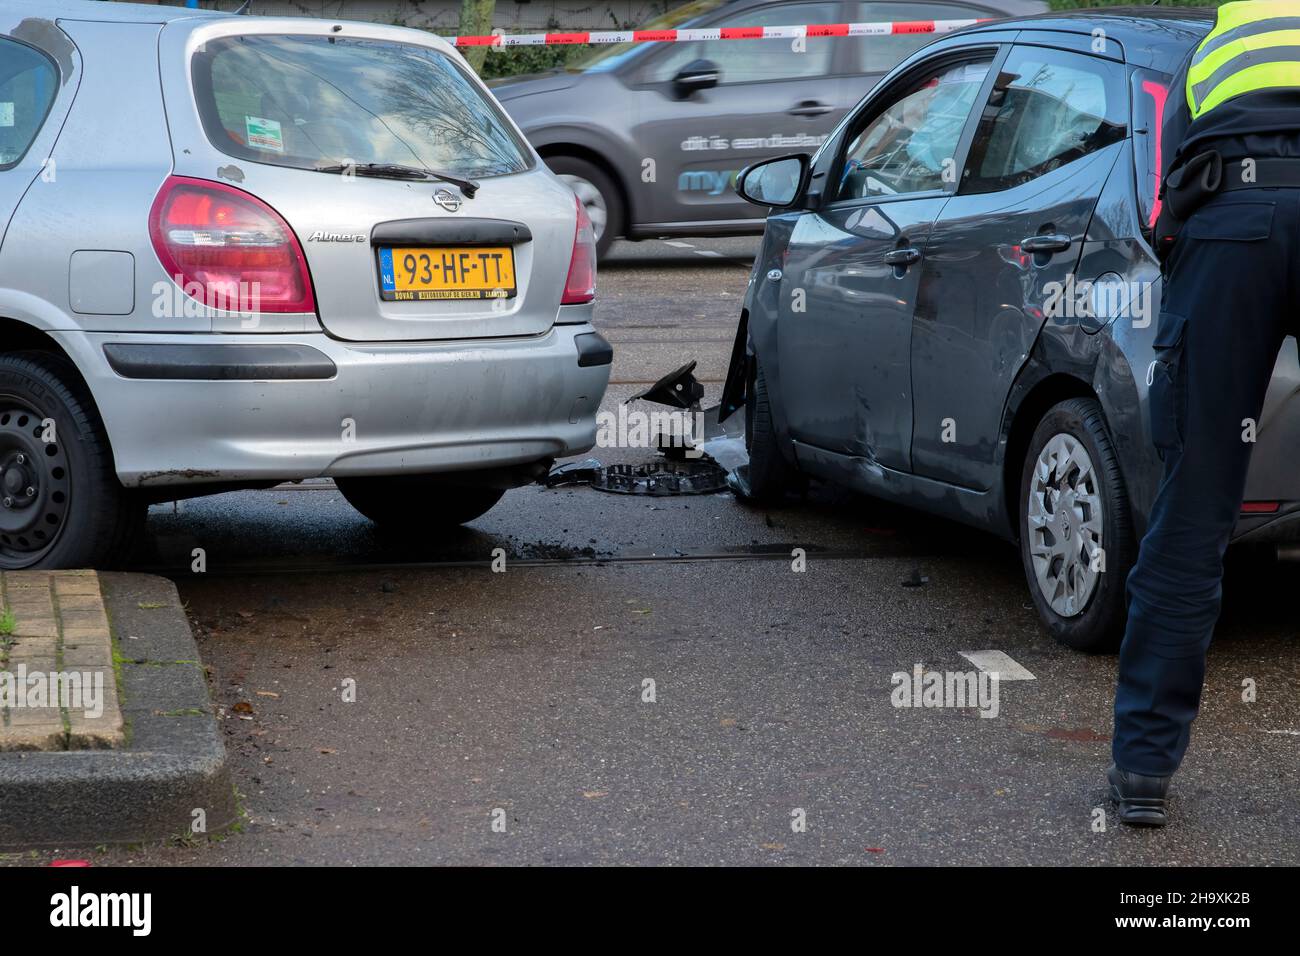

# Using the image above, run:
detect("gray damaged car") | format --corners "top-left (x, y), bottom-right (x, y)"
top-left (723, 8), bottom-right (1300, 651)
top-left (0, 0), bottom-right (611, 569)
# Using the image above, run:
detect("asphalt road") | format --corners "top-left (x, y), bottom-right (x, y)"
top-left (34, 236), bottom-right (1300, 865)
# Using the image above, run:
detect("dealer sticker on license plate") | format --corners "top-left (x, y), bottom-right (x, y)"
top-left (378, 246), bottom-right (517, 301)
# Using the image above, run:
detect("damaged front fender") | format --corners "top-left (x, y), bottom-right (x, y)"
top-left (719, 309), bottom-right (749, 424)
top-left (720, 215), bottom-right (799, 425)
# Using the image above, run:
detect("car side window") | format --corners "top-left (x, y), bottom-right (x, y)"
top-left (960, 46), bottom-right (1127, 194)
top-left (640, 3), bottom-right (840, 85)
top-left (0, 37), bottom-right (58, 170)
top-left (853, 2), bottom-right (993, 74)
top-left (831, 57), bottom-right (991, 202)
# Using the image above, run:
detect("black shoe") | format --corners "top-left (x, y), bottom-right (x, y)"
top-left (1107, 763), bottom-right (1171, 827)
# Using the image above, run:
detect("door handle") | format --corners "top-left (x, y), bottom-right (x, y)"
top-left (883, 247), bottom-right (921, 266)
top-left (788, 100), bottom-right (833, 117)
top-left (1020, 233), bottom-right (1072, 254)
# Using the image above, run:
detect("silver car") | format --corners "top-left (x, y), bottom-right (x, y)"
top-left (0, 0), bottom-right (612, 570)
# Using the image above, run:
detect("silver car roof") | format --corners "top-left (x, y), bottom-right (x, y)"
top-left (7, 0), bottom-right (460, 58)
top-left (5, 0), bottom-right (227, 24)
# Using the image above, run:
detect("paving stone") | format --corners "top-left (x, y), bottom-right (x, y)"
top-left (0, 571), bottom-right (124, 751)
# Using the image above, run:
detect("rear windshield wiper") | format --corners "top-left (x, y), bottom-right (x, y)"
top-left (315, 162), bottom-right (479, 198)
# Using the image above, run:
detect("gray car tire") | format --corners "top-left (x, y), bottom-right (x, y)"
top-left (546, 155), bottom-right (623, 260)
top-left (744, 360), bottom-right (799, 504)
top-left (1018, 398), bottom-right (1134, 652)
top-left (337, 476), bottom-right (505, 530)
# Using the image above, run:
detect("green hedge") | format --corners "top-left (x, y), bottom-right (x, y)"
top-left (475, 14), bottom-right (638, 81)
top-left (478, 43), bottom-right (579, 81)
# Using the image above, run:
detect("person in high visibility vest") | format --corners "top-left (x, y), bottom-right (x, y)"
top-left (1112, 0), bottom-right (1300, 826)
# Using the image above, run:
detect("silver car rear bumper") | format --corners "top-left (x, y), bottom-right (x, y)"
top-left (53, 323), bottom-right (611, 488)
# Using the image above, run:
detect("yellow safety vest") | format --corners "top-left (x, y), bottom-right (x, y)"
top-left (1188, 0), bottom-right (1300, 119)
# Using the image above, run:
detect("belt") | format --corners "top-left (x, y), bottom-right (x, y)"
top-left (1165, 151), bottom-right (1300, 221)
top-left (1218, 156), bottom-right (1300, 191)
top-left (1158, 151), bottom-right (1300, 255)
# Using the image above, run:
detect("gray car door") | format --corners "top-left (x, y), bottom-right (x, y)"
top-left (776, 52), bottom-right (995, 467)
top-left (909, 42), bottom-right (1129, 490)
top-left (624, 0), bottom-right (854, 229)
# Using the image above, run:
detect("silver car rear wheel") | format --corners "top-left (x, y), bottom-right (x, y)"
top-left (1026, 432), bottom-right (1104, 618)
top-left (0, 398), bottom-right (71, 564)
top-left (0, 352), bottom-right (134, 570)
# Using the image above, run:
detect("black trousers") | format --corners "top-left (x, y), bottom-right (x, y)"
top-left (1113, 187), bottom-right (1299, 777)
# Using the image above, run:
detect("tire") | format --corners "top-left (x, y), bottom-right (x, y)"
top-left (545, 155), bottom-right (623, 260)
top-left (337, 476), bottom-right (505, 530)
top-left (743, 359), bottom-right (799, 504)
top-left (0, 350), bottom-right (131, 570)
top-left (1018, 397), bottom-right (1134, 652)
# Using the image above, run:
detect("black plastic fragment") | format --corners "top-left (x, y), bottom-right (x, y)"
top-left (626, 360), bottom-right (705, 410)
top-left (545, 458), bottom-right (603, 487)
top-left (592, 460), bottom-right (727, 496)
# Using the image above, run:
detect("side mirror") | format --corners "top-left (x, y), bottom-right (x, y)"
top-left (736, 153), bottom-right (809, 208)
top-left (672, 59), bottom-right (719, 98)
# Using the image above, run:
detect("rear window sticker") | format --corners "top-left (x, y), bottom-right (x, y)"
top-left (244, 115), bottom-right (284, 153)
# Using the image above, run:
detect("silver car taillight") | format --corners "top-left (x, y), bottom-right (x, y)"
top-left (148, 175), bottom-right (316, 315)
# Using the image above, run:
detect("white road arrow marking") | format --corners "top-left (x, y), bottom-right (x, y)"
top-left (959, 650), bottom-right (1036, 681)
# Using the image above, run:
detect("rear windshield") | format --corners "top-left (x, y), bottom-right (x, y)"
top-left (191, 34), bottom-right (532, 178)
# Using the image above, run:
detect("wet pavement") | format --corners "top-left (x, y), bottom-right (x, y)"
top-left (16, 236), bottom-right (1300, 865)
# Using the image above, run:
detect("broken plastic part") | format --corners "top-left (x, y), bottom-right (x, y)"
top-left (592, 461), bottom-right (728, 496)
top-left (544, 458), bottom-right (603, 487)
top-left (626, 361), bottom-right (705, 411)
top-left (719, 310), bottom-right (750, 424)
top-left (725, 464), bottom-right (754, 499)
top-left (696, 402), bottom-right (749, 474)
top-left (544, 456), bottom-right (728, 496)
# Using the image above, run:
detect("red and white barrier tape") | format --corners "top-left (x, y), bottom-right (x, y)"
top-left (449, 18), bottom-right (985, 47)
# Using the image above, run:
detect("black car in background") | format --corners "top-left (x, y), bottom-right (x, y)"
top-left (492, 0), bottom-right (1046, 255)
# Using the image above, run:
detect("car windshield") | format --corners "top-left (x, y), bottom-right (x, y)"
top-left (568, 0), bottom-right (728, 72)
top-left (191, 35), bottom-right (532, 178)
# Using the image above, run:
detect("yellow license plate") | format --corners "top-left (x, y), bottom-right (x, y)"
top-left (378, 246), bottom-right (516, 301)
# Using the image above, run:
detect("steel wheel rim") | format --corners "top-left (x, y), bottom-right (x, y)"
top-left (1027, 432), bottom-right (1104, 618)
top-left (557, 173), bottom-right (609, 242)
top-left (0, 397), bottom-right (70, 567)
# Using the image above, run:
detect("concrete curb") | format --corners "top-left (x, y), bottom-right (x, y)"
top-left (0, 573), bottom-right (236, 849)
